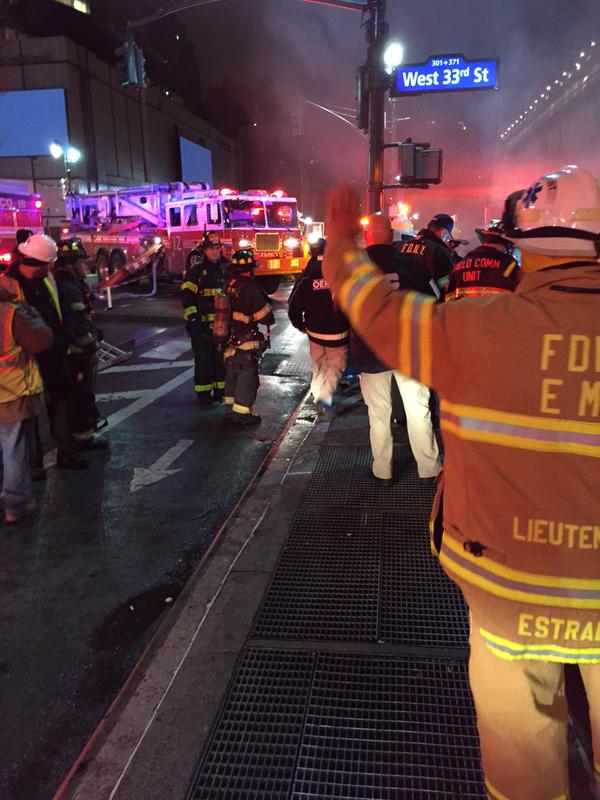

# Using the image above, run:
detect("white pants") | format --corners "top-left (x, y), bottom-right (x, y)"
top-left (360, 370), bottom-right (441, 479)
top-left (309, 341), bottom-right (348, 405)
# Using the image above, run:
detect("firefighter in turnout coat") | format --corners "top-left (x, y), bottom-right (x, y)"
top-left (181, 234), bottom-right (227, 403)
top-left (323, 169), bottom-right (600, 800)
top-left (223, 250), bottom-right (274, 425)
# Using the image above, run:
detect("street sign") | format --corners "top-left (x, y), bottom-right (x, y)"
top-left (392, 54), bottom-right (498, 96)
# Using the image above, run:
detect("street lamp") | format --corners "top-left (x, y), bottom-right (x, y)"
top-left (383, 40), bottom-right (403, 74)
top-left (49, 141), bottom-right (82, 197)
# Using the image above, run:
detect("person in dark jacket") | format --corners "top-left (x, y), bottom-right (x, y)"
top-left (11, 229), bottom-right (32, 266)
top-left (357, 213), bottom-right (441, 485)
top-left (181, 233), bottom-right (228, 404)
top-left (395, 212), bottom-right (456, 299)
top-left (446, 225), bottom-right (520, 301)
top-left (3, 234), bottom-right (89, 471)
top-left (288, 238), bottom-right (348, 414)
top-left (223, 249), bottom-right (275, 425)
top-left (54, 242), bottom-right (107, 450)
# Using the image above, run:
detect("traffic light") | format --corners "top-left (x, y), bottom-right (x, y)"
top-left (133, 43), bottom-right (146, 88)
top-left (396, 140), bottom-right (443, 186)
top-left (356, 64), bottom-right (369, 131)
top-left (114, 38), bottom-right (145, 87)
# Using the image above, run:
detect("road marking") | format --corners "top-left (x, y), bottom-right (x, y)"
top-left (130, 438), bottom-right (194, 493)
top-left (140, 340), bottom-right (191, 361)
top-left (107, 502), bottom-right (271, 800)
top-left (96, 389), bottom-right (154, 402)
top-left (103, 368), bottom-right (194, 431)
top-left (103, 360), bottom-right (194, 373)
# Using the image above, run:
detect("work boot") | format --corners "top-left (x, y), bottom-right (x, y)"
top-left (196, 392), bottom-right (212, 405)
top-left (77, 437), bottom-right (109, 452)
top-left (230, 412), bottom-right (261, 426)
top-left (5, 498), bottom-right (37, 524)
top-left (56, 452), bottom-right (89, 471)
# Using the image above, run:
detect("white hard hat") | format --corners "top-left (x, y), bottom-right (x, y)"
top-left (18, 234), bottom-right (58, 263)
top-left (504, 165), bottom-right (600, 257)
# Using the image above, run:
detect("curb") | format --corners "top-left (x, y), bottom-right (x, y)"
top-left (52, 391), bottom-right (314, 800)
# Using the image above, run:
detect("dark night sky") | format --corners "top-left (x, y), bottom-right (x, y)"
top-left (165, 0), bottom-right (599, 231)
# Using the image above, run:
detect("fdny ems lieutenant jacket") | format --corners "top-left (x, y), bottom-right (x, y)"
top-left (324, 244), bottom-right (600, 665)
top-left (447, 244), bottom-right (520, 301)
top-left (181, 258), bottom-right (226, 331)
top-left (224, 275), bottom-right (274, 355)
top-left (288, 259), bottom-right (348, 348)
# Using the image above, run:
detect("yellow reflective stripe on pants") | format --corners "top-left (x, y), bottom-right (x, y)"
top-left (213, 381), bottom-right (225, 389)
top-left (470, 621), bottom-right (572, 800)
top-left (232, 403), bottom-right (251, 414)
top-left (182, 281), bottom-right (198, 293)
top-left (224, 396), bottom-right (234, 405)
top-left (194, 383), bottom-right (212, 392)
top-left (184, 306), bottom-right (197, 320)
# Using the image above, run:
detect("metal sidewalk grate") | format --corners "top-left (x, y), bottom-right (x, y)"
top-left (380, 513), bottom-right (469, 647)
top-left (293, 652), bottom-right (484, 799)
top-left (302, 444), bottom-right (434, 510)
top-left (253, 509), bottom-right (383, 641)
top-left (253, 509), bottom-right (468, 648)
top-left (189, 649), bottom-right (315, 799)
top-left (189, 648), bottom-right (485, 800)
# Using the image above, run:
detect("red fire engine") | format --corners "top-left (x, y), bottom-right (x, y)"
top-left (0, 189), bottom-right (44, 267)
top-left (65, 183), bottom-right (306, 293)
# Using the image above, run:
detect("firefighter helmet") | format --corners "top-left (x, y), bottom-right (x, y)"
top-left (229, 249), bottom-right (257, 273)
top-left (502, 165), bottom-right (600, 257)
top-left (475, 221), bottom-right (513, 252)
top-left (18, 234), bottom-right (58, 263)
top-left (200, 231), bottom-right (222, 249)
top-left (309, 237), bottom-right (326, 257)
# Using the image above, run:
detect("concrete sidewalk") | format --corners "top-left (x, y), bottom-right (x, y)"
top-left (54, 393), bottom-right (594, 800)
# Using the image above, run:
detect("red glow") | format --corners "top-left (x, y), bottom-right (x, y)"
top-left (34, 199), bottom-right (43, 209)
top-left (1, 252), bottom-right (12, 263)
top-left (271, 189), bottom-right (286, 198)
top-left (62, 228), bottom-right (69, 235)
top-left (219, 187), bottom-right (236, 196)
top-left (251, 207), bottom-right (262, 217)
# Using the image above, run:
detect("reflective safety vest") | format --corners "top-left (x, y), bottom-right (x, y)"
top-left (0, 302), bottom-right (44, 403)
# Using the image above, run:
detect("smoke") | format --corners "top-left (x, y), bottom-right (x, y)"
top-left (187, 0), bottom-right (598, 234)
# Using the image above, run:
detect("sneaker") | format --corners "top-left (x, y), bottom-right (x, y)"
top-left (5, 498), bottom-right (37, 524)
top-left (56, 453), bottom-right (89, 471)
top-left (230, 412), bottom-right (261, 426)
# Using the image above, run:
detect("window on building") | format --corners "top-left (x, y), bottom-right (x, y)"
top-left (54, 0), bottom-right (91, 13)
top-left (169, 207), bottom-right (182, 227)
top-left (184, 205), bottom-right (198, 227)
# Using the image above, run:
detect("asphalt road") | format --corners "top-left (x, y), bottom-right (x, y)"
top-left (0, 285), bottom-right (309, 800)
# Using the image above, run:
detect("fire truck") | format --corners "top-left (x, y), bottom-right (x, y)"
top-left (65, 183), bottom-right (306, 293)
top-left (0, 189), bottom-right (44, 267)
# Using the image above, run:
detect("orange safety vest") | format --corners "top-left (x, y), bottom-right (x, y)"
top-left (330, 248), bottom-right (600, 664)
top-left (0, 301), bottom-right (43, 403)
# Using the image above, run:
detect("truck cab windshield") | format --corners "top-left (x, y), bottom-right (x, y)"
top-left (266, 201), bottom-right (297, 228)
top-left (223, 200), bottom-right (266, 228)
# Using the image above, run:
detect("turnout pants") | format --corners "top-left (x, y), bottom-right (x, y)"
top-left (191, 331), bottom-right (225, 397)
top-left (224, 349), bottom-right (260, 415)
top-left (469, 621), bottom-right (600, 800)
top-left (68, 353), bottom-right (101, 440)
top-left (360, 369), bottom-right (441, 480)
top-left (309, 341), bottom-right (347, 405)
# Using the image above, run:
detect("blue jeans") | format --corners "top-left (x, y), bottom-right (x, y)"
top-left (0, 416), bottom-right (35, 514)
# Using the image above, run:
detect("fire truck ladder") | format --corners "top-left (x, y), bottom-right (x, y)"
top-left (97, 339), bottom-right (133, 372)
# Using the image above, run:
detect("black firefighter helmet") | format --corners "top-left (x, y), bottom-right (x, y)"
top-left (229, 248), bottom-right (257, 273)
